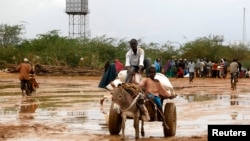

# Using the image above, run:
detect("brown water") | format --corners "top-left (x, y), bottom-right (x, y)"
top-left (1, 74), bottom-right (250, 140)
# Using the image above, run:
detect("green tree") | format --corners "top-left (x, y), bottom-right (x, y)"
top-left (0, 24), bottom-right (24, 48)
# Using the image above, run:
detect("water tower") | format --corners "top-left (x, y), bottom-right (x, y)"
top-left (65, 0), bottom-right (89, 38)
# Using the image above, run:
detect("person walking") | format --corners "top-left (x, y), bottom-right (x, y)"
top-left (125, 39), bottom-right (145, 83)
top-left (237, 59), bottom-right (242, 78)
top-left (199, 59), bottom-right (205, 78)
top-left (16, 58), bottom-right (33, 96)
top-left (195, 59), bottom-right (201, 77)
top-left (188, 60), bottom-right (196, 83)
top-left (219, 59), bottom-right (225, 78)
top-left (163, 60), bottom-right (171, 77)
top-left (211, 61), bottom-right (218, 78)
top-left (229, 58), bottom-right (239, 87)
top-left (223, 59), bottom-right (229, 78)
top-left (154, 58), bottom-right (161, 73)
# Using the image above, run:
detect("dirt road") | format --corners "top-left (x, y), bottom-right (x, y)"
top-left (1, 72), bottom-right (249, 141)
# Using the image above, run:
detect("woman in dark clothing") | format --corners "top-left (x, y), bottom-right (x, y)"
top-left (104, 61), bottom-right (110, 73)
top-left (98, 63), bottom-right (117, 89)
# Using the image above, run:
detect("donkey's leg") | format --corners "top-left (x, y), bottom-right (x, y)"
top-left (134, 114), bottom-right (140, 139)
top-left (121, 114), bottom-right (126, 140)
top-left (141, 120), bottom-right (145, 136)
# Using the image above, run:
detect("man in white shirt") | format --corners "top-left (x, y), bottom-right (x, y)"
top-left (125, 39), bottom-right (145, 83)
top-left (188, 60), bottom-right (196, 83)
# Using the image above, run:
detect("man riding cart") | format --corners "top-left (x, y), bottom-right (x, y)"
top-left (108, 67), bottom-right (177, 139)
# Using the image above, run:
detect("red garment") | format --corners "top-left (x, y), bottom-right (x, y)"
top-left (177, 67), bottom-right (184, 78)
top-left (114, 59), bottom-right (124, 73)
top-left (212, 63), bottom-right (218, 70)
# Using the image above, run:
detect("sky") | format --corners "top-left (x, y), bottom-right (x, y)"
top-left (0, 0), bottom-right (249, 46)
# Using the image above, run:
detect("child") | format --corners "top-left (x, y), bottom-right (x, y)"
top-left (139, 67), bottom-right (171, 107)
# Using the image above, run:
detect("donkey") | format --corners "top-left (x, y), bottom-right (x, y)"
top-left (110, 83), bottom-right (149, 140)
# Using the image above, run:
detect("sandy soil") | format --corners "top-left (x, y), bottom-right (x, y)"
top-left (1, 72), bottom-right (249, 141)
top-left (0, 123), bottom-right (207, 141)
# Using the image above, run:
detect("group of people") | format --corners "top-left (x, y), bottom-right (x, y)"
top-left (98, 38), bottom-right (172, 109)
top-left (163, 59), bottom-right (189, 78)
top-left (162, 57), bottom-right (243, 81)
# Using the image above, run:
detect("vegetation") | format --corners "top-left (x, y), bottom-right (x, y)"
top-left (0, 24), bottom-right (250, 70)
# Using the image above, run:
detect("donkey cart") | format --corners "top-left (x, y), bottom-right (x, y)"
top-left (108, 97), bottom-right (177, 137)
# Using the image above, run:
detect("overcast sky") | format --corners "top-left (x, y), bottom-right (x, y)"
top-left (0, 0), bottom-right (249, 45)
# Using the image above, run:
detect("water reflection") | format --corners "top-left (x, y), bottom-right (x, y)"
top-left (230, 94), bottom-right (239, 120)
top-left (179, 94), bottom-right (250, 106)
top-left (67, 111), bottom-right (85, 116)
top-left (230, 94), bottom-right (239, 106)
top-left (180, 94), bottom-right (221, 102)
top-left (18, 98), bottom-right (39, 119)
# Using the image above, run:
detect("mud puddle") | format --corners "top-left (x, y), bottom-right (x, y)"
top-left (1, 76), bottom-right (250, 140)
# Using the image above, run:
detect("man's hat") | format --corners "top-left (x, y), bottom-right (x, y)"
top-left (23, 58), bottom-right (29, 62)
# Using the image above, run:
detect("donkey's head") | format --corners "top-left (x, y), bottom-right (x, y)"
top-left (110, 84), bottom-right (134, 110)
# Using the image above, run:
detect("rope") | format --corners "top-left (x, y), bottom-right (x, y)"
top-left (121, 92), bottom-right (143, 112)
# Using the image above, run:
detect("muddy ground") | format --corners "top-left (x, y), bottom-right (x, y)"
top-left (1, 72), bottom-right (250, 141)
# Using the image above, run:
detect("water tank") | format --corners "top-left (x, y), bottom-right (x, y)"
top-left (66, 0), bottom-right (88, 14)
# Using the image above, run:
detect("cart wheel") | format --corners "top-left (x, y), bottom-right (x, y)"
top-left (108, 102), bottom-right (122, 135)
top-left (163, 102), bottom-right (176, 137)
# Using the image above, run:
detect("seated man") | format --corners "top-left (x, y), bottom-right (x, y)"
top-left (125, 39), bottom-right (145, 83)
top-left (139, 66), bottom-right (171, 108)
